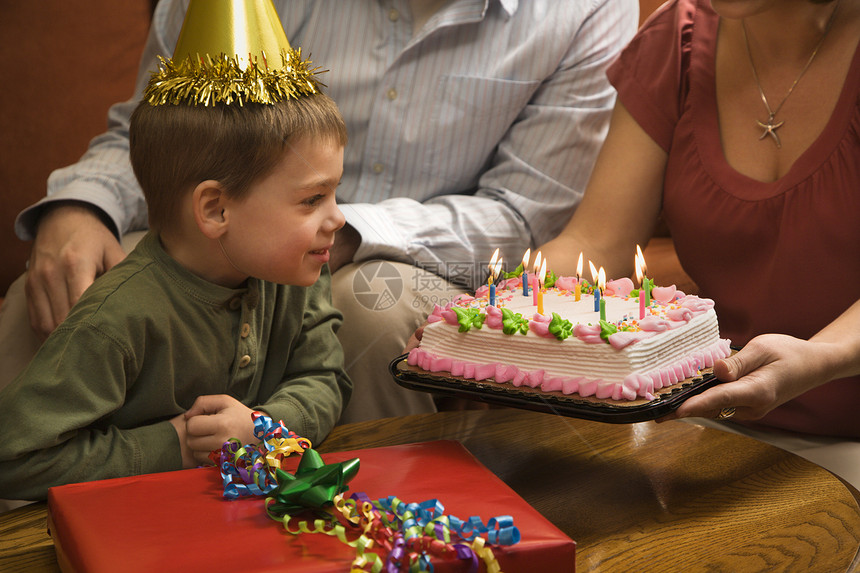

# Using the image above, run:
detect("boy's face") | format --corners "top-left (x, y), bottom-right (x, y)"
top-left (222, 137), bottom-right (345, 286)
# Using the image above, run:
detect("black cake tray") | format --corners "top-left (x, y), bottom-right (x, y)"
top-left (389, 353), bottom-right (725, 424)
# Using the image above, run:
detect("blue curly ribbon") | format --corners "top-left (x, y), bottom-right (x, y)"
top-left (215, 412), bottom-right (310, 499)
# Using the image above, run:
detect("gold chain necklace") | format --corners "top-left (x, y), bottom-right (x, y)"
top-left (741, 0), bottom-right (840, 148)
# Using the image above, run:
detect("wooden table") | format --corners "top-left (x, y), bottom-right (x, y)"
top-left (2, 409), bottom-right (859, 572)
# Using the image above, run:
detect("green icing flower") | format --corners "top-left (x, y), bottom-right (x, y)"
top-left (599, 320), bottom-right (618, 342)
top-left (502, 263), bottom-right (525, 280)
top-left (544, 270), bottom-right (559, 289)
top-left (453, 306), bottom-right (486, 332)
top-left (501, 308), bottom-right (530, 335)
top-left (548, 312), bottom-right (573, 341)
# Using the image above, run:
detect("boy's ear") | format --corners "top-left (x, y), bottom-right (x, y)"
top-left (192, 180), bottom-right (229, 239)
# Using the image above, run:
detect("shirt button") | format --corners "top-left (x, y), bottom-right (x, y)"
top-left (240, 323), bottom-right (251, 338)
top-left (228, 297), bottom-right (242, 310)
top-left (372, 162), bottom-right (385, 174)
top-left (238, 354), bottom-right (252, 368)
top-left (387, 88), bottom-right (398, 101)
top-left (388, 8), bottom-right (399, 21)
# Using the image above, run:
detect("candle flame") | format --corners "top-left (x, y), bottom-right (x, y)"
top-left (598, 266), bottom-right (606, 292)
top-left (488, 248), bottom-right (499, 272)
top-left (522, 248), bottom-right (531, 268)
top-left (492, 258), bottom-right (503, 282)
top-left (588, 260), bottom-right (598, 283)
top-left (539, 258), bottom-right (547, 285)
top-left (533, 251), bottom-right (542, 275)
top-left (635, 253), bottom-right (644, 285)
top-left (636, 244), bottom-right (648, 278)
top-left (576, 252), bottom-right (583, 279)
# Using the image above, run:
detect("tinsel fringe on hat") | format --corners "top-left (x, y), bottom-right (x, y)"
top-left (143, 48), bottom-right (325, 107)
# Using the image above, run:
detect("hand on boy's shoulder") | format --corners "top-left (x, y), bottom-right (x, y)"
top-left (27, 203), bottom-right (126, 339)
top-left (182, 395), bottom-right (256, 465)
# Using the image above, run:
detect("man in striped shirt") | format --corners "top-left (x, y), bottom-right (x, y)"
top-left (3, 0), bottom-right (638, 423)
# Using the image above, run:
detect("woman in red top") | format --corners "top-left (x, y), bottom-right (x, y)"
top-left (541, 0), bottom-right (860, 481)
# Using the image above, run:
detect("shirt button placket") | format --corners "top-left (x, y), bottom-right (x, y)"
top-left (230, 296), bottom-right (255, 386)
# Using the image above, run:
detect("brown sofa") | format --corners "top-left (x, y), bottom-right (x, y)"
top-left (0, 0), bottom-right (694, 306)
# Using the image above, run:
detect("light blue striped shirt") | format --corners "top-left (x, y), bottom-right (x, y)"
top-left (18, 0), bottom-right (637, 289)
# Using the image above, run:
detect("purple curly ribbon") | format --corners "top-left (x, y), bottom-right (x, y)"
top-left (353, 493), bottom-right (519, 572)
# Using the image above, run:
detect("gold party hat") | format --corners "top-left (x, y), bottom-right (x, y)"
top-left (143, 0), bottom-right (324, 107)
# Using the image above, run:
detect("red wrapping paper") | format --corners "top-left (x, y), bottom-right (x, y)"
top-left (47, 440), bottom-right (574, 572)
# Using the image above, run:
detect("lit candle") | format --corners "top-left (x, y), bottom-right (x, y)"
top-left (488, 249), bottom-right (499, 307)
top-left (532, 251), bottom-right (542, 306)
top-left (636, 244), bottom-right (650, 308)
top-left (575, 252), bottom-right (583, 301)
top-left (635, 251), bottom-right (645, 320)
top-left (537, 258), bottom-right (547, 315)
top-left (521, 249), bottom-right (531, 297)
top-left (598, 267), bottom-right (606, 321)
top-left (589, 261), bottom-right (599, 312)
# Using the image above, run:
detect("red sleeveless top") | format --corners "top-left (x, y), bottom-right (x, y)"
top-left (608, 0), bottom-right (860, 437)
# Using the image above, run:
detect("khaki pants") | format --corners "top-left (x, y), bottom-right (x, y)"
top-left (332, 260), bottom-right (467, 424)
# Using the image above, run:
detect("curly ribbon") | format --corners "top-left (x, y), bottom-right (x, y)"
top-left (214, 412), bottom-right (311, 499)
top-left (269, 487), bottom-right (519, 572)
top-left (216, 413), bottom-right (520, 570)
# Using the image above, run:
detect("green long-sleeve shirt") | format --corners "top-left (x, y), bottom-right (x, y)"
top-left (0, 232), bottom-right (351, 500)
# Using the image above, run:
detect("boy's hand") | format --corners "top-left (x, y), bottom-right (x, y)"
top-left (184, 395), bottom-right (256, 465)
top-left (168, 413), bottom-right (198, 469)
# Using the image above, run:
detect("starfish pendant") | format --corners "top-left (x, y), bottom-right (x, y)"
top-left (756, 114), bottom-right (784, 148)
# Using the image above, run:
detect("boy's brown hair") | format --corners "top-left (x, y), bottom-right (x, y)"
top-left (129, 93), bottom-right (347, 232)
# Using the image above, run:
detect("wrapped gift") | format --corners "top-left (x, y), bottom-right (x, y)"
top-left (47, 440), bottom-right (574, 572)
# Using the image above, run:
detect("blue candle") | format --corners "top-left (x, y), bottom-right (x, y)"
top-left (593, 286), bottom-right (601, 312)
top-left (490, 283), bottom-right (496, 307)
top-left (521, 249), bottom-right (531, 297)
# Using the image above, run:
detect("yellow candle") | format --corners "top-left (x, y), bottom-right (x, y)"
top-left (537, 258), bottom-right (547, 314)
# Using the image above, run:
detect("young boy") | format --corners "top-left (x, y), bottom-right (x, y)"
top-left (0, 2), bottom-right (351, 500)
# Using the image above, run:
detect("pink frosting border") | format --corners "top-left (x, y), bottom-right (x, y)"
top-left (407, 338), bottom-right (732, 401)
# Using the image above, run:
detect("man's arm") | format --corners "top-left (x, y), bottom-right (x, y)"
top-left (336, 0), bottom-right (639, 288)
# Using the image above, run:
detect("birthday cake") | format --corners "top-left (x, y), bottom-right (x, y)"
top-left (407, 275), bottom-right (731, 403)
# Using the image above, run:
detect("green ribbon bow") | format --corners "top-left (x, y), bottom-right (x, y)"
top-left (265, 449), bottom-right (360, 518)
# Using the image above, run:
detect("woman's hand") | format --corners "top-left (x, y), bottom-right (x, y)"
top-left (403, 323), bottom-right (426, 354)
top-left (658, 334), bottom-right (841, 422)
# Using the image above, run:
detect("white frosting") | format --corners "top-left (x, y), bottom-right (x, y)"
top-left (411, 282), bottom-right (731, 401)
